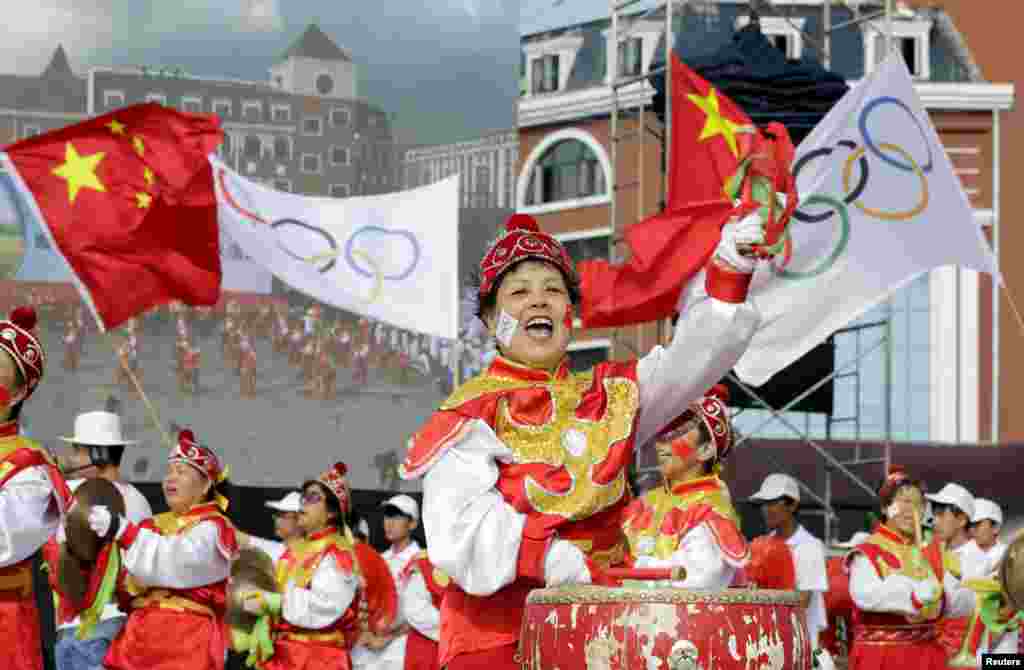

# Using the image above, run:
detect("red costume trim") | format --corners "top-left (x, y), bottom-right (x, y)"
top-left (705, 260), bottom-right (752, 304)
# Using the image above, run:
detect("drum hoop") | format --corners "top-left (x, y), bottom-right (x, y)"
top-left (525, 586), bottom-right (804, 606)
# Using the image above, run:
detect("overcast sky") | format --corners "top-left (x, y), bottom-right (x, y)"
top-left (0, 0), bottom-right (518, 146)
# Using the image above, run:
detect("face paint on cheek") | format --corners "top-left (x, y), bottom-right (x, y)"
top-left (670, 437), bottom-right (695, 461)
top-left (886, 502), bottom-right (902, 521)
top-left (495, 310), bottom-right (519, 348)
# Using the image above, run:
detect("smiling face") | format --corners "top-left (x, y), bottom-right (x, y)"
top-left (162, 461), bottom-right (211, 515)
top-left (932, 504), bottom-right (968, 543)
top-left (484, 260), bottom-right (572, 370)
top-left (885, 485), bottom-right (924, 541)
top-left (971, 519), bottom-right (1000, 549)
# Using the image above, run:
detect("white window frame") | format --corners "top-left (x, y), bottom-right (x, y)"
top-left (862, 18), bottom-right (933, 79)
top-left (300, 153), bottom-right (323, 174)
top-left (601, 19), bottom-right (663, 84)
top-left (329, 145), bottom-right (351, 166)
top-left (21, 124), bottom-right (40, 139)
top-left (330, 107), bottom-right (351, 127)
top-left (272, 135), bottom-right (293, 161)
top-left (329, 183), bottom-right (351, 198)
top-left (271, 104), bottom-right (291, 122)
top-left (242, 100), bottom-right (263, 122)
top-left (103, 90), bottom-right (125, 108)
top-left (302, 116), bottom-right (324, 136)
top-left (523, 33), bottom-right (585, 96)
top-left (180, 95), bottom-right (202, 113)
top-left (516, 128), bottom-right (612, 216)
top-left (272, 179), bottom-right (292, 192)
top-left (212, 98), bottom-right (233, 119)
top-left (734, 16), bottom-right (806, 60)
top-left (144, 92), bottom-right (167, 105)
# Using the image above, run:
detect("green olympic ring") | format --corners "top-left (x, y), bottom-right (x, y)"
top-left (771, 194), bottom-right (850, 280)
top-left (842, 143), bottom-right (929, 222)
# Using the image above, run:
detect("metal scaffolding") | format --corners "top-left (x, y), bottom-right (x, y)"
top-left (607, 0), bottom-right (902, 542)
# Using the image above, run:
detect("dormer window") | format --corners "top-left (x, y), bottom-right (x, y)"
top-left (862, 18), bottom-right (933, 79)
top-left (734, 16), bottom-right (805, 60)
top-left (532, 55), bottom-right (560, 94)
top-left (618, 37), bottom-right (642, 77)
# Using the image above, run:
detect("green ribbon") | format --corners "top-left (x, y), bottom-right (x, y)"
top-left (723, 159), bottom-right (790, 256)
top-left (978, 592), bottom-right (1024, 635)
top-left (76, 546), bottom-right (121, 640)
top-left (232, 615), bottom-right (276, 667)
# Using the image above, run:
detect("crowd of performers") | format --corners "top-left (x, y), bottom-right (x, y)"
top-left (0, 210), bottom-right (1021, 670)
top-left (15, 288), bottom-right (493, 400)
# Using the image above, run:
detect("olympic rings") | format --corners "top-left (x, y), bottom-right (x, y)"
top-left (858, 96), bottom-right (934, 174)
top-left (349, 248), bottom-right (384, 304)
top-left (842, 143), bottom-right (929, 222)
top-left (792, 140), bottom-right (869, 224)
top-left (270, 219), bottom-right (339, 273)
top-left (344, 225), bottom-right (421, 281)
top-left (771, 194), bottom-right (850, 280)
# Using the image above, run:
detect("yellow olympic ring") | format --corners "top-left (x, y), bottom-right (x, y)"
top-left (349, 248), bottom-right (384, 305)
top-left (842, 143), bottom-right (929, 222)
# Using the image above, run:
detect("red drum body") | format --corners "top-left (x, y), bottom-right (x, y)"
top-left (519, 586), bottom-right (811, 670)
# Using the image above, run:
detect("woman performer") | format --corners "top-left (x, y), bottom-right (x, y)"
top-left (397, 210), bottom-right (770, 669)
top-left (238, 462), bottom-right (362, 670)
top-left (87, 429), bottom-right (238, 670)
top-left (622, 385), bottom-right (749, 590)
top-left (843, 467), bottom-right (975, 670)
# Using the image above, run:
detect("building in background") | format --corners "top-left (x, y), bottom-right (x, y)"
top-left (402, 129), bottom-right (518, 209)
top-left (517, 0), bottom-right (1012, 446)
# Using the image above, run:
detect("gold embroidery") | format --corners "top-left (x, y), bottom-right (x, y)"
top-left (276, 532), bottom-right (359, 590)
top-left (863, 531), bottom-right (943, 621)
top-left (432, 568), bottom-right (450, 587)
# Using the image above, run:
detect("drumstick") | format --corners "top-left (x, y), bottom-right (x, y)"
top-left (604, 567), bottom-right (686, 582)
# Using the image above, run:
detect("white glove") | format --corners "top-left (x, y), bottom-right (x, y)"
top-left (813, 648), bottom-right (836, 670)
top-left (714, 209), bottom-right (765, 274)
top-left (543, 539), bottom-right (591, 587)
top-left (87, 505), bottom-right (126, 540)
top-left (913, 579), bottom-right (940, 607)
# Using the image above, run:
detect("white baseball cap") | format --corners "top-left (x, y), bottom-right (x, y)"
top-left (972, 498), bottom-right (1003, 526)
top-left (357, 518), bottom-right (370, 537)
top-left (265, 491), bottom-right (302, 513)
top-left (749, 473), bottom-right (801, 504)
top-left (381, 494), bottom-right (419, 521)
top-left (925, 483), bottom-right (975, 519)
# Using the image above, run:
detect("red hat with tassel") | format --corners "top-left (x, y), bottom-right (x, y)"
top-left (0, 306), bottom-right (44, 399)
top-left (477, 214), bottom-right (575, 301)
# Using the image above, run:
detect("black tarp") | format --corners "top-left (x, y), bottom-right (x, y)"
top-left (651, 21), bottom-right (850, 414)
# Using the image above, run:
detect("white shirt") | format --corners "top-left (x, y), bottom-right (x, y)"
top-left (0, 465), bottom-right (61, 568)
top-left (57, 478), bottom-right (153, 629)
top-left (950, 539), bottom-right (989, 580)
top-left (779, 525), bottom-right (828, 649)
top-left (974, 540), bottom-right (1007, 576)
top-left (352, 540), bottom-right (421, 670)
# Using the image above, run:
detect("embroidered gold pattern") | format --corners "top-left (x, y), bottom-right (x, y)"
top-left (276, 532), bottom-right (359, 590)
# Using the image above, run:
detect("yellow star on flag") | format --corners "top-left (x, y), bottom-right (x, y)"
top-left (107, 119), bottom-right (126, 135)
top-left (132, 136), bottom-right (145, 157)
top-left (687, 88), bottom-right (745, 158)
top-left (135, 191), bottom-right (152, 209)
top-left (143, 167), bottom-right (155, 186)
top-left (52, 143), bottom-right (106, 204)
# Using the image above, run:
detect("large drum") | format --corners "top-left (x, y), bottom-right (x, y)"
top-left (519, 586), bottom-right (811, 670)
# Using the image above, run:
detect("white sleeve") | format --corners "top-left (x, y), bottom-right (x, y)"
top-left (121, 521), bottom-right (232, 589)
top-left (421, 419), bottom-right (527, 597)
top-left (248, 536), bottom-right (287, 564)
top-left (942, 571), bottom-right (976, 619)
top-left (401, 571), bottom-right (440, 642)
top-left (848, 554), bottom-right (918, 616)
top-left (632, 524), bottom-right (735, 591)
top-left (282, 553), bottom-right (358, 630)
top-left (634, 270), bottom-right (760, 448)
top-left (0, 466), bottom-right (60, 568)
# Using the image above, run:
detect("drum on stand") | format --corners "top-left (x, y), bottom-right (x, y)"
top-left (518, 585), bottom-right (811, 670)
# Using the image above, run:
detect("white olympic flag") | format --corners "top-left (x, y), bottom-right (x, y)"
top-left (211, 156), bottom-right (461, 339)
top-left (733, 53), bottom-right (1000, 386)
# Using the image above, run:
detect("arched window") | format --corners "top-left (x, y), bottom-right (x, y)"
top-left (524, 139), bottom-right (607, 206)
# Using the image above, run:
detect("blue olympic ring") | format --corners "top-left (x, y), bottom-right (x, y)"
top-left (270, 218), bottom-right (338, 274)
top-left (858, 96), bottom-right (934, 174)
top-left (344, 226), bottom-right (421, 281)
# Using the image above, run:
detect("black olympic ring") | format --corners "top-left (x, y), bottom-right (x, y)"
top-left (270, 218), bottom-right (338, 273)
top-left (791, 140), bottom-right (869, 224)
top-left (858, 96), bottom-right (934, 174)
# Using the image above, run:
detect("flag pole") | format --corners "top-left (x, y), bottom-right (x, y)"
top-left (104, 331), bottom-right (173, 449)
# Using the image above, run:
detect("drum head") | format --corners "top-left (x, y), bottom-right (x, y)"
top-left (57, 545), bottom-right (89, 604)
top-left (1000, 534), bottom-right (1024, 611)
top-left (66, 479), bottom-right (126, 563)
top-left (226, 548), bottom-right (279, 628)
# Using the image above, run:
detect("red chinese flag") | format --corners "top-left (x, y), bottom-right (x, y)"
top-left (1, 103), bottom-right (223, 331)
top-left (578, 54), bottom-right (753, 328)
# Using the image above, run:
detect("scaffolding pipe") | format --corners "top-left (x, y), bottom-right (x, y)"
top-left (610, 0), bottom-right (620, 268)
top-left (992, 109), bottom-right (1001, 442)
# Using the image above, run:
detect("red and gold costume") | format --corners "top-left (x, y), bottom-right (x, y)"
top-left (103, 431), bottom-right (238, 670)
top-left (0, 306), bottom-right (71, 670)
top-left (352, 540), bottom-right (399, 645)
top-left (399, 215), bottom-right (762, 669)
top-left (844, 492), bottom-right (975, 670)
top-left (398, 551), bottom-right (447, 670)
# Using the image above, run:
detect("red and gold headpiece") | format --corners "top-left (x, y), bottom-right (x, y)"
top-left (477, 214), bottom-right (575, 301)
top-left (0, 306), bottom-right (44, 399)
top-left (169, 429), bottom-right (230, 509)
top-left (657, 384), bottom-right (733, 464)
top-left (878, 465), bottom-right (922, 503)
top-left (316, 461), bottom-right (351, 515)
